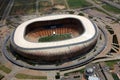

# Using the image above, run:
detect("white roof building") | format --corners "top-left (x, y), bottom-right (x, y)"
top-left (88, 76), bottom-right (100, 80)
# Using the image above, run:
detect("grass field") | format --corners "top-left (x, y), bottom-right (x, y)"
top-left (0, 65), bottom-right (11, 74)
top-left (112, 73), bottom-right (119, 80)
top-left (105, 60), bottom-right (120, 69)
top-left (102, 4), bottom-right (120, 14)
top-left (39, 33), bottom-right (72, 42)
top-left (94, 7), bottom-right (110, 16)
top-left (15, 73), bottom-right (47, 79)
top-left (10, 0), bottom-right (36, 15)
top-left (64, 69), bottom-right (84, 76)
top-left (10, 0), bottom-right (67, 15)
top-left (67, 0), bottom-right (92, 8)
top-left (0, 73), bottom-right (4, 80)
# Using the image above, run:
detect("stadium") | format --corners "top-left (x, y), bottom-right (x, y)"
top-left (10, 14), bottom-right (99, 63)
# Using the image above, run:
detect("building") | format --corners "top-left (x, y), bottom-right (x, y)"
top-left (85, 63), bottom-right (114, 80)
top-left (10, 14), bottom-right (99, 63)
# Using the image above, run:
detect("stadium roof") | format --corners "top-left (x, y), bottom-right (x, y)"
top-left (13, 14), bottom-right (97, 49)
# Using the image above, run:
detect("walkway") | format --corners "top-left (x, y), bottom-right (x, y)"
top-left (46, 71), bottom-right (58, 80)
top-left (3, 65), bottom-right (24, 80)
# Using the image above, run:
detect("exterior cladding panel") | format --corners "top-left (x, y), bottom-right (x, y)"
top-left (10, 35), bottom-right (98, 62)
top-left (10, 14), bottom-right (99, 62)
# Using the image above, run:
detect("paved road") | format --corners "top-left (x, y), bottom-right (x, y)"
top-left (86, 0), bottom-right (120, 20)
top-left (1, 0), bottom-right (14, 24)
top-left (64, 0), bottom-right (70, 9)
top-left (36, 0), bottom-right (39, 15)
top-left (0, 23), bottom-right (6, 27)
top-left (51, 0), bottom-right (54, 5)
top-left (101, 0), bottom-right (120, 9)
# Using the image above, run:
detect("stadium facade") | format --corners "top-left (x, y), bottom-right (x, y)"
top-left (10, 14), bottom-right (99, 62)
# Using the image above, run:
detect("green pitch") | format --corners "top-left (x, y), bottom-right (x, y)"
top-left (38, 33), bottom-right (72, 42)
